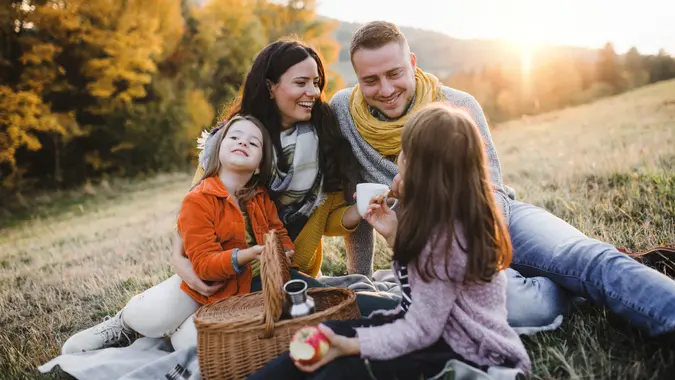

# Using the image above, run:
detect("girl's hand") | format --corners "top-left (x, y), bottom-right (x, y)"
top-left (248, 245), bottom-right (265, 261)
top-left (364, 195), bottom-right (398, 247)
top-left (238, 245), bottom-right (264, 265)
top-left (293, 324), bottom-right (360, 373)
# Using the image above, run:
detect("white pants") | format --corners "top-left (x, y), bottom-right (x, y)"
top-left (122, 275), bottom-right (200, 351)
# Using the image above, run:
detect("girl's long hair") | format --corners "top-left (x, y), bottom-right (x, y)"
top-left (195, 116), bottom-right (273, 203)
top-left (224, 38), bottom-right (359, 199)
top-left (393, 103), bottom-right (512, 283)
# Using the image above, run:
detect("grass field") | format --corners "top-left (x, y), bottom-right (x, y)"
top-left (1, 79), bottom-right (674, 379)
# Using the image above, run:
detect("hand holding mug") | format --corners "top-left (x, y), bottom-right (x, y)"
top-left (364, 194), bottom-right (398, 245)
top-left (355, 183), bottom-right (398, 217)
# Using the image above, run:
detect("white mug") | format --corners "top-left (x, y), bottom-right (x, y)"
top-left (356, 183), bottom-right (398, 217)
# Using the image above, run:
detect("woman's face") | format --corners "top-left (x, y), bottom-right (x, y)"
top-left (269, 57), bottom-right (321, 129)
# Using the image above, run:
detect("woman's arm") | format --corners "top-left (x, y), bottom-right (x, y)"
top-left (339, 204), bottom-right (362, 230)
top-left (324, 192), bottom-right (361, 236)
top-left (172, 162), bottom-right (228, 296)
top-left (171, 230), bottom-right (225, 297)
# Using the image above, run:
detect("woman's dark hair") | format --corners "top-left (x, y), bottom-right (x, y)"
top-left (224, 38), bottom-right (358, 198)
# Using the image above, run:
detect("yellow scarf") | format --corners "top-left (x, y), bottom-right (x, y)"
top-left (349, 68), bottom-right (442, 157)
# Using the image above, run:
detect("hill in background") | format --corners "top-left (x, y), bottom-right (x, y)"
top-left (331, 20), bottom-right (599, 85)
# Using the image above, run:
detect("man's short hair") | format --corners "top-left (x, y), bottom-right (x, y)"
top-left (349, 21), bottom-right (408, 59)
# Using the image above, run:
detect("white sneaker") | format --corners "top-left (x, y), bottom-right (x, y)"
top-left (61, 311), bottom-right (134, 355)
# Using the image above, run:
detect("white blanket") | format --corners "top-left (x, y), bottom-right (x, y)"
top-left (39, 337), bottom-right (200, 380)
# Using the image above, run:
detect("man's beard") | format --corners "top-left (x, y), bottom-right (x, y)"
top-left (379, 92), bottom-right (414, 120)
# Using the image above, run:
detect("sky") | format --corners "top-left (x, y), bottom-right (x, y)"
top-left (316, 0), bottom-right (675, 55)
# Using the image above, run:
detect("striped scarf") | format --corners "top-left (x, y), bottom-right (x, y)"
top-left (268, 123), bottom-right (325, 237)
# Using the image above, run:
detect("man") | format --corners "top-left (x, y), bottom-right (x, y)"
top-left (330, 21), bottom-right (675, 335)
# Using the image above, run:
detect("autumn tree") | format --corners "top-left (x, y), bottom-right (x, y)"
top-left (646, 49), bottom-right (675, 83)
top-left (1, 0), bottom-right (344, 203)
top-left (596, 42), bottom-right (623, 92)
top-left (253, 0), bottom-right (343, 96)
top-left (624, 47), bottom-right (650, 88)
top-left (442, 41), bottom-right (675, 124)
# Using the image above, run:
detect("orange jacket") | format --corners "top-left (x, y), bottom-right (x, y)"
top-left (177, 176), bottom-right (294, 305)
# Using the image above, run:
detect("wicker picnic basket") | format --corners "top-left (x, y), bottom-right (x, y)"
top-left (194, 230), bottom-right (361, 380)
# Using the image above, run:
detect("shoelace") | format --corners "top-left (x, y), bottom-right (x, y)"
top-left (93, 316), bottom-right (131, 345)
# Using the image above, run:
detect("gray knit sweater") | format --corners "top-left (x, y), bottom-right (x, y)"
top-left (329, 86), bottom-right (509, 276)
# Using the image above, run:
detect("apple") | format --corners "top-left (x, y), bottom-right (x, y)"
top-left (289, 326), bottom-right (330, 365)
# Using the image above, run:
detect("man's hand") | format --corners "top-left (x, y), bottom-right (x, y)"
top-left (293, 324), bottom-right (360, 373)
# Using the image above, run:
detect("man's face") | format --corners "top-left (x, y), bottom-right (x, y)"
top-left (352, 42), bottom-right (417, 119)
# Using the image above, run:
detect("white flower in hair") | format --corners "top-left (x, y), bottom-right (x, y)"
top-left (196, 130), bottom-right (210, 150)
top-left (196, 129), bottom-right (216, 168)
top-left (196, 121), bottom-right (227, 168)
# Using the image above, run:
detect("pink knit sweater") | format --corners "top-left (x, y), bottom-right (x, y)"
top-left (355, 227), bottom-right (532, 373)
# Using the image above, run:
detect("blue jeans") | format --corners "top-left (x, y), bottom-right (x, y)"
top-left (506, 200), bottom-right (675, 336)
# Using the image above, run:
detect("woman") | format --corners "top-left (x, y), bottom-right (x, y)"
top-left (176, 38), bottom-right (363, 288)
top-left (60, 39), bottom-right (397, 355)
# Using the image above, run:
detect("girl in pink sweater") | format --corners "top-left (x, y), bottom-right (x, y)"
top-left (249, 103), bottom-right (531, 379)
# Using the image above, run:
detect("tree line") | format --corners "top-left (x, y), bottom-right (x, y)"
top-left (444, 43), bottom-right (675, 123)
top-left (0, 0), bottom-right (341, 201)
top-left (2, 1), bottom-right (674, 204)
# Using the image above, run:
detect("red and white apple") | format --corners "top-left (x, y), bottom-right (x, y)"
top-left (289, 326), bottom-right (330, 365)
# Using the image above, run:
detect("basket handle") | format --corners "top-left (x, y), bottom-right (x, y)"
top-left (260, 230), bottom-right (291, 338)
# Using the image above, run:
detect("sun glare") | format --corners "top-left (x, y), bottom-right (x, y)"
top-left (520, 43), bottom-right (533, 75)
top-left (503, 27), bottom-right (536, 95)
top-left (519, 42), bottom-right (534, 98)
top-left (503, 0), bottom-right (542, 95)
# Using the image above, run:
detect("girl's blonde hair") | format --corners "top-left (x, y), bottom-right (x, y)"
top-left (195, 115), bottom-right (273, 203)
top-left (393, 103), bottom-right (512, 283)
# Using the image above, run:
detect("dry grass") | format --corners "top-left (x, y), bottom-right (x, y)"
top-left (1, 80), bottom-right (675, 379)
top-left (0, 174), bottom-right (189, 379)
